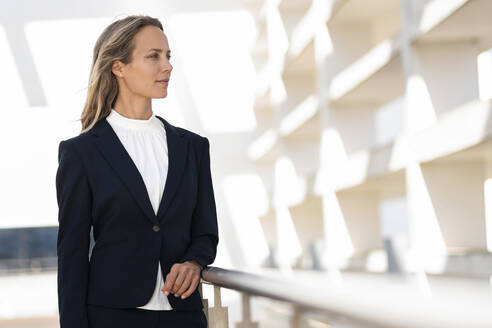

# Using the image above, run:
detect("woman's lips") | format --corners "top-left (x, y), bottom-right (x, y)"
top-left (156, 80), bottom-right (168, 86)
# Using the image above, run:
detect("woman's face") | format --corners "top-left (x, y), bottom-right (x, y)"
top-left (115, 25), bottom-right (173, 99)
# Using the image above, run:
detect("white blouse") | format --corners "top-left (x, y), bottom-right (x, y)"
top-left (106, 108), bottom-right (173, 311)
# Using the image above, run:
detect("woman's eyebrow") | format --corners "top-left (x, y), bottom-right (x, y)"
top-left (147, 48), bottom-right (171, 53)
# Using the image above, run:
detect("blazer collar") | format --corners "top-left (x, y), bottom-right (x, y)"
top-left (89, 114), bottom-right (188, 226)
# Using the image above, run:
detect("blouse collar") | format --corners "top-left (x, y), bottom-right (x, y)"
top-left (106, 108), bottom-right (160, 131)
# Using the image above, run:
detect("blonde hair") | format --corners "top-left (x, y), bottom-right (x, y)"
top-left (80, 15), bottom-right (163, 134)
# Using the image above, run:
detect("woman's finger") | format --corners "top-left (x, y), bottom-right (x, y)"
top-left (180, 275), bottom-right (200, 299)
top-left (162, 264), bottom-right (179, 295)
top-left (175, 269), bottom-right (194, 297)
top-left (171, 266), bottom-right (187, 294)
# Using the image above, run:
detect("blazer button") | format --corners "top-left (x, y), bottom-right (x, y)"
top-left (152, 225), bottom-right (160, 232)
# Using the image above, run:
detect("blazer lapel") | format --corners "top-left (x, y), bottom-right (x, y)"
top-left (89, 114), bottom-right (188, 226)
top-left (155, 115), bottom-right (188, 223)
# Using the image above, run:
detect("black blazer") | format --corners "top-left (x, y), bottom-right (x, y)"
top-left (55, 115), bottom-right (219, 328)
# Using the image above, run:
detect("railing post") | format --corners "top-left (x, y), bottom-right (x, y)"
top-left (290, 307), bottom-right (301, 328)
top-left (206, 284), bottom-right (229, 328)
top-left (236, 293), bottom-right (259, 328)
top-left (199, 282), bottom-right (209, 325)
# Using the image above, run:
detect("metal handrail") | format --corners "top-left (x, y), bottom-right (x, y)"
top-left (201, 266), bottom-right (492, 328)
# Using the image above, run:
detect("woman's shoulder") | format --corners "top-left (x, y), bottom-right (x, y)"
top-left (62, 128), bottom-right (92, 145)
top-left (177, 126), bottom-right (206, 142)
top-left (170, 125), bottom-right (210, 165)
top-left (57, 128), bottom-right (94, 159)
top-left (175, 126), bottom-right (209, 157)
top-left (161, 118), bottom-right (208, 146)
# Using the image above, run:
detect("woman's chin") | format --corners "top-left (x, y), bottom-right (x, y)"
top-left (153, 90), bottom-right (168, 99)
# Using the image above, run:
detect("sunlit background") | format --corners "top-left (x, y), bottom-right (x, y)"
top-left (2, 0), bottom-right (492, 327)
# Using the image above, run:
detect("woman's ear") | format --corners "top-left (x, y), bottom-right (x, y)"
top-left (112, 60), bottom-right (124, 78)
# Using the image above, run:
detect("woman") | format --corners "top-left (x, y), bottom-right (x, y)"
top-left (55, 15), bottom-right (219, 328)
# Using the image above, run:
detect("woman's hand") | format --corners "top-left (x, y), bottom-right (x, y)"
top-left (161, 260), bottom-right (202, 299)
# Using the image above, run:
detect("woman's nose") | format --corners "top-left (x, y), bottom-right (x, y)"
top-left (161, 64), bottom-right (173, 72)
top-left (162, 62), bottom-right (172, 72)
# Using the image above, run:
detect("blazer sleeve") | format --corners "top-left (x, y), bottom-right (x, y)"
top-left (180, 137), bottom-right (219, 272)
top-left (55, 140), bottom-right (92, 328)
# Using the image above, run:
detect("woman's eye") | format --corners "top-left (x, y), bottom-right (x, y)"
top-left (149, 54), bottom-right (171, 60)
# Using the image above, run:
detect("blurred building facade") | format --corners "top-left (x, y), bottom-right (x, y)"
top-left (245, 0), bottom-right (492, 278)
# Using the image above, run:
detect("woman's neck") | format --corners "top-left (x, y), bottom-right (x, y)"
top-left (112, 94), bottom-right (153, 120)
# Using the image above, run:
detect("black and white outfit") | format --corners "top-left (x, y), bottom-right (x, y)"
top-left (55, 108), bottom-right (219, 328)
